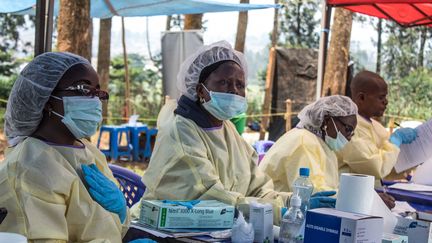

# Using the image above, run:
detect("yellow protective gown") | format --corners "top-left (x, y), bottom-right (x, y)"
top-left (259, 128), bottom-right (339, 193)
top-left (337, 115), bottom-right (400, 180)
top-left (138, 112), bottom-right (288, 221)
top-left (0, 137), bottom-right (129, 243)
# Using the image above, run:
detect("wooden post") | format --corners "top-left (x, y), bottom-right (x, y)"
top-left (285, 99), bottom-right (292, 132)
top-left (259, 47), bottom-right (276, 140)
top-left (388, 117), bottom-right (395, 134)
top-left (121, 17), bottom-right (130, 119)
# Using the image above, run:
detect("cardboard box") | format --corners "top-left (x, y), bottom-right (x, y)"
top-left (139, 200), bottom-right (234, 229)
top-left (382, 233), bottom-right (408, 243)
top-left (393, 217), bottom-right (432, 243)
top-left (304, 208), bottom-right (383, 243)
top-left (249, 202), bottom-right (273, 243)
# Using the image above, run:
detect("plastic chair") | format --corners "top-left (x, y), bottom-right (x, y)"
top-left (126, 125), bottom-right (148, 162)
top-left (97, 125), bottom-right (132, 161)
top-left (142, 128), bottom-right (158, 159)
top-left (253, 140), bottom-right (275, 164)
top-left (108, 164), bottom-right (146, 208)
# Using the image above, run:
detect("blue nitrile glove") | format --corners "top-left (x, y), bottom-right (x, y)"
top-left (162, 200), bottom-right (201, 209)
top-left (389, 128), bottom-right (417, 147)
top-left (82, 164), bottom-right (127, 223)
top-left (129, 239), bottom-right (157, 243)
top-left (309, 191), bottom-right (337, 209)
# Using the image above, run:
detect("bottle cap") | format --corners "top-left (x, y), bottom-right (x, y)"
top-left (299, 167), bottom-right (310, 177)
top-left (290, 194), bottom-right (301, 207)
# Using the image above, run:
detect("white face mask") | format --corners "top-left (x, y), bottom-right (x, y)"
top-left (200, 84), bottom-right (248, 120)
top-left (51, 95), bottom-right (102, 139)
top-left (324, 117), bottom-right (349, 151)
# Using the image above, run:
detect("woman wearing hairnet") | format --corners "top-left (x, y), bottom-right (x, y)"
top-left (134, 41), bottom-right (334, 222)
top-left (136, 41), bottom-right (287, 220)
top-left (0, 52), bottom-right (130, 242)
top-left (259, 95), bottom-right (358, 208)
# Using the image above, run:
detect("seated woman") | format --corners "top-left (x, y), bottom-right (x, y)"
top-left (0, 52), bottom-right (129, 242)
top-left (259, 96), bottom-right (358, 195)
top-left (135, 41), bottom-right (333, 221)
top-left (138, 41), bottom-right (286, 216)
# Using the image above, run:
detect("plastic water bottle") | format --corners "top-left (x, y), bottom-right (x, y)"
top-left (279, 193), bottom-right (305, 243)
top-left (292, 168), bottom-right (314, 213)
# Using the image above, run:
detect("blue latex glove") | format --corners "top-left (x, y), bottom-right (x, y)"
top-left (162, 200), bottom-right (201, 209)
top-left (129, 239), bottom-right (157, 243)
top-left (82, 164), bottom-right (127, 223)
top-left (390, 128), bottom-right (417, 147)
top-left (309, 191), bottom-right (337, 209)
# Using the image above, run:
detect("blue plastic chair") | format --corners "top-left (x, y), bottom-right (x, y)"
top-left (108, 164), bottom-right (146, 208)
top-left (253, 140), bottom-right (275, 164)
top-left (126, 125), bottom-right (148, 162)
top-left (97, 125), bottom-right (132, 161)
top-left (142, 128), bottom-right (158, 159)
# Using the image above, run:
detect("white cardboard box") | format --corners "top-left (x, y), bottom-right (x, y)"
top-left (250, 202), bottom-right (273, 243)
top-left (304, 208), bottom-right (383, 243)
top-left (139, 200), bottom-right (234, 229)
top-left (393, 216), bottom-right (432, 243)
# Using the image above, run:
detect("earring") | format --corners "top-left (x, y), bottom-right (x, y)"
top-left (200, 97), bottom-right (205, 103)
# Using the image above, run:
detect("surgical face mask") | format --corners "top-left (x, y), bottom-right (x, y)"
top-left (51, 95), bottom-right (103, 139)
top-left (200, 84), bottom-right (248, 120)
top-left (325, 117), bottom-right (349, 151)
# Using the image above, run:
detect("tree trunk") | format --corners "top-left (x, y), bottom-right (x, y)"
top-left (271, 0), bottom-right (279, 47)
top-left (97, 18), bottom-right (111, 123)
top-left (419, 27), bottom-right (427, 68)
top-left (376, 18), bottom-right (382, 74)
top-left (166, 16), bottom-right (172, 31)
top-left (184, 14), bottom-right (203, 29)
top-left (322, 8), bottom-right (353, 96)
top-left (234, 0), bottom-right (249, 53)
top-left (57, 0), bottom-right (92, 61)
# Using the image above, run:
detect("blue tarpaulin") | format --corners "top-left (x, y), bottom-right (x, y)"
top-left (1, 0), bottom-right (279, 19)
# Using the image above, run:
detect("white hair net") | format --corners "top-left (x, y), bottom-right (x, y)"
top-left (177, 40), bottom-right (247, 101)
top-left (297, 95), bottom-right (358, 130)
top-left (4, 52), bottom-right (90, 146)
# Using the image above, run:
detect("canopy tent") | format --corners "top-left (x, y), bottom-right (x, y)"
top-left (328, 0), bottom-right (432, 27)
top-left (316, 0), bottom-right (432, 99)
top-left (0, 0), bottom-right (279, 56)
top-left (1, 0), bottom-right (279, 18)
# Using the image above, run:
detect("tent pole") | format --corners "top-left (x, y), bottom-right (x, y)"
top-left (316, 2), bottom-right (332, 100)
top-left (35, 0), bottom-right (54, 56)
top-left (44, 0), bottom-right (54, 53)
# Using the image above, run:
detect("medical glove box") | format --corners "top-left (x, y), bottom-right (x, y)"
top-left (393, 217), bottom-right (432, 243)
top-left (382, 233), bottom-right (408, 243)
top-left (304, 208), bottom-right (383, 243)
top-left (140, 200), bottom-right (235, 229)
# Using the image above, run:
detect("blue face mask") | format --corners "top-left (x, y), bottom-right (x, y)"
top-left (325, 117), bottom-right (349, 151)
top-left (201, 84), bottom-right (248, 121)
top-left (51, 96), bottom-right (103, 139)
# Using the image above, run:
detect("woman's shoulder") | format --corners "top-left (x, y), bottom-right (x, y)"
top-left (278, 128), bottom-right (320, 145)
top-left (4, 137), bottom-right (53, 161)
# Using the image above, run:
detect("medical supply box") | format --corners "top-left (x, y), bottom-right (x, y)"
top-left (393, 216), bottom-right (432, 243)
top-left (140, 200), bottom-right (235, 229)
top-left (304, 208), bottom-right (383, 243)
top-left (382, 233), bottom-right (408, 243)
top-left (249, 202), bottom-right (273, 243)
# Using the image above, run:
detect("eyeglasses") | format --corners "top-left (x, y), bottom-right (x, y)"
top-left (335, 117), bottom-right (355, 136)
top-left (55, 84), bottom-right (109, 100)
